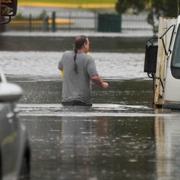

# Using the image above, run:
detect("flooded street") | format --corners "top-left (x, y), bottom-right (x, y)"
top-left (1, 51), bottom-right (180, 180)
top-left (0, 51), bottom-right (145, 80)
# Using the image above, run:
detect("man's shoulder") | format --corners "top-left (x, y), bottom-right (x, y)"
top-left (83, 53), bottom-right (93, 61)
top-left (63, 51), bottom-right (73, 56)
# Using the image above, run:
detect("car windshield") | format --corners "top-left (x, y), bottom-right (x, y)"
top-left (172, 25), bottom-right (180, 68)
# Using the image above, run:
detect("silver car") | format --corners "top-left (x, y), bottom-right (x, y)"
top-left (0, 71), bottom-right (31, 180)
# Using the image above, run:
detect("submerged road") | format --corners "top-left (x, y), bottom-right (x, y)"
top-left (18, 95), bottom-right (180, 180)
top-left (17, 79), bottom-right (180, 180)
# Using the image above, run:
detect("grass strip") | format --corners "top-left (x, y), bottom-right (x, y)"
top-left (19, 0), bottom-right (116, 9)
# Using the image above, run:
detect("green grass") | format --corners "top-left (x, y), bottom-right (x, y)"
top-left (19, 0), bottom-right (117, 4)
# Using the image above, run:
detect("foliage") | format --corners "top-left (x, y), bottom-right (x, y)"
top-left (115, 0), bottom-right (180, 17)
top-left (115, 0), bottom-right (146, 14)
top-left (39, 10), bottom-right (48, 20)
top-left (15, 12), bottom-right (24, 20)
top-left (151, 0), bottom-right (180, 17)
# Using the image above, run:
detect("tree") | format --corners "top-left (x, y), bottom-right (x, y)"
top-left (116, 0), bottom-right (180, 17)
top-left (149, 0), bottom-right (180, 17)
top-left (115, 0), bottom-right (146, 14)
top-left (116, 0), bottom-right (180, 34)
top-left (147, 0), bottom-right (180, 33)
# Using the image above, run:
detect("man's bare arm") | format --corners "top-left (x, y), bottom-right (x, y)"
top-left (91, 75), bottom-right (109, 89)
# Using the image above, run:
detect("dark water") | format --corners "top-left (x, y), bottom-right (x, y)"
top-left (3, 51), bottom-right (180, 180)
top-left (24, 115), bottom-right (156, 180)
top-left (23, 114), bottom-right (180, 180)
top-left (13, 79), bottom-right (180, 180)
top-left (14, 79), bottom-right (152, 106)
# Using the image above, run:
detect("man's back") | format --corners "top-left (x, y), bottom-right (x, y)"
top-left (59, 51), bottom-right (98, 104)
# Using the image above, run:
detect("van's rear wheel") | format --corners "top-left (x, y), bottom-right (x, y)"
top-left (0, 151), bottom-right (2, 180)
top-left (19, 146), bottom-right (31, 180)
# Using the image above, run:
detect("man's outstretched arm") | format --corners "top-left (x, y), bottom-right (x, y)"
top-left (91, 75), bottom-right (109, 89)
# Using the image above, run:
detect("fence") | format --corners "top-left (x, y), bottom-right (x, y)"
top-left (5, 11), bottom-right (153, 32)
top-left (122, 14), bottom-right (152, 31)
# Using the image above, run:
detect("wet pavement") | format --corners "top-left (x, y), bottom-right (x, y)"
top-left (1, 51), bottom-right (180, 180)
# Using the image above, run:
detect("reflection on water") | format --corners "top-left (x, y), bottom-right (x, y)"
top-left (22, 115), bottom-right (156, 180)
top-left (155, 115), bottom-right (180, 180)
top-left (20, 110), bottom-right (180, 180)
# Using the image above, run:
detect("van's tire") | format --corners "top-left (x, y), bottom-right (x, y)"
top-left (0, 151), bottom-right (2, 180)
top-left (19, 145), bottom-right (31, 180)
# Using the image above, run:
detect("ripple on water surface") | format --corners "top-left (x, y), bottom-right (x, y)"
top-left (0, 51), bottom-right (146, 80)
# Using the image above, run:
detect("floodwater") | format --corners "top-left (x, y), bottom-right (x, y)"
top-left (0, 52), bottom-right (145, 80)
top-left (1, 51), bottom-right (180, 180)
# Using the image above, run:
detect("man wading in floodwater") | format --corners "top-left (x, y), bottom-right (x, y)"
top-left (58, 35), bottom-right (109, 106)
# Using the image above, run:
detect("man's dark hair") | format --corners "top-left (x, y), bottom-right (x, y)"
top-left (73, 35), bottom-right (88, 73)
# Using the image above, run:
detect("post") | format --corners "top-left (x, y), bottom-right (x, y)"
top-left (51, 11), bottom-right (56, 32)
top-left (0, 16), bottom-right (6, 32)
top-left (0, 0), bottom-right (1, 17)
top-left (42, 15), bottom-right (49, 32)
top-left (94, 10), bottom-right (98, 32)
top-left (29, 14), bottom-right (32, 32)
top-left (68, 11), bottom-right (71, 31)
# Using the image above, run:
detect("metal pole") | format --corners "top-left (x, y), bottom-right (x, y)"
top-left (29, 14), bottom-right (32, 32)
top-left (68, 11), bottom-right (71, 31)
top-left (43, 15), bottom-right (49, 32)
top-left (52, 11), bottom-right (56, 32)
top-left (0, 0), bottom-right (2, 25)
top-left (0, 70), bottom-right (7, 83)
top-left (94, 10), bottom-right (98, 32)
top-left (0, 0), bottom-right (1, 16)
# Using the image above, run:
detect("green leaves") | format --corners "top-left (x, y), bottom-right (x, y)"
top-left (116, 0), bottom-right (180, 17)
top-left (115, 0), bottom-right (146, 14)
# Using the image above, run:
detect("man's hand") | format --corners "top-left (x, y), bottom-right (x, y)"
top-left (102, 82), bottom-right (109, 89)
top-left (91, 75), bottom-right (109, 89)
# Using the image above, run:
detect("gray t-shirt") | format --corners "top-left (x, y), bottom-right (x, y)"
top-left (58, 51), bottom-right (98, 104)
